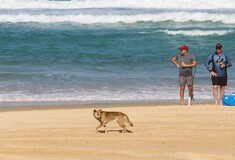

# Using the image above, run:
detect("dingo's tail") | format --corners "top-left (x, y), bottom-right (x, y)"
top-left (126, 116), bottom-right (133, 127)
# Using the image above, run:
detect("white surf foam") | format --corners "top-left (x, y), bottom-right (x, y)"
top-left (0, 88), bottom-right (212, 103)
top-left (161, 29), bottom-right (234, 36)
top-left (0, 0), bottom-right (235, 9)
top-left (1, 12), bottom-right (235, 24)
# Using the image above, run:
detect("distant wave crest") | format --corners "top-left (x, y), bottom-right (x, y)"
top-left (0, 0), bottom-right (235, 9)
top-left (1, 12), bottom-right (235, 24)
top-left (160, 29), bottom-right (234, 36)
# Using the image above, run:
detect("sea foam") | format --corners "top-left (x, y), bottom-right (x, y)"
top-left (1, 12), bottom-right (235, 24)
top-left (161, 29), bottom-right (234, 36)
top-left (0, 0), bottom-right (235, 9)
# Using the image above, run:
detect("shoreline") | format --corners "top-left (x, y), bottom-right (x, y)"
top-left (0, 99), bottom-right (214, 112)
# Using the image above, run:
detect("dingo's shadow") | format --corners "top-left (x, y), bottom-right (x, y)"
top-left (98, 129), bottom-right (133, 133)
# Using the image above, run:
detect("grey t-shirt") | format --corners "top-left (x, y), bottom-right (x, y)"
top-left (175, 53), bottom-right (195, 77)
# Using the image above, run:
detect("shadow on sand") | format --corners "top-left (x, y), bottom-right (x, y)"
top-left (98, 129), bottom-right (133, 133)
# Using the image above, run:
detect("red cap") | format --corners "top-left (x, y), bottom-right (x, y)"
top-left (179, 45), bottom-right (189, 51)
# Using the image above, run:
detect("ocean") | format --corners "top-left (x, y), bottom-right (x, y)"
top-left (0, 0), bottom-right (234, 107)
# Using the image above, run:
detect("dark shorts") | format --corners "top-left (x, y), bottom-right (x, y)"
top-left (178, 76), bottom-right (194, 86)
top-left (211, 76), bottom-right (227, 86)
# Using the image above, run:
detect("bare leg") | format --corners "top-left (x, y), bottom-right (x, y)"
top-left (188, 85), bottom-right (193, 97)
top-left (213, 85), bottom-right (219, 105)
top-left (219, 86), bottom-right (225, 105)
top-left (187, 85), bottom-right (193, 105)
top-left (180, 85), bottom-right (185, 105)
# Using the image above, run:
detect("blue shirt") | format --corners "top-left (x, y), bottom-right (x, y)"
top-left (205, 52), bottom-right (232, 77)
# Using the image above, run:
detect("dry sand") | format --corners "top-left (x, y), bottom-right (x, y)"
top-left (0, 104), bottom-right (235, 160)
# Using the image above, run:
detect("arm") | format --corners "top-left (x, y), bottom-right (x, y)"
top-left (171, 56), bottom-right (180, 68)
top-left (226, 55), bottom-right (232, 67)
top-left (205, 54), bottom-right (217, 77)
top-left (205, 54), bottom-right (213, 72)
top-left (181, 60), bottom-right (197, 68)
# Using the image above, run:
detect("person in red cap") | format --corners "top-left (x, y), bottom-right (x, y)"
top-left (171, 45), bottom-right (197, 105)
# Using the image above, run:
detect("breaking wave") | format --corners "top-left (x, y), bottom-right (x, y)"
top-left (1, 12), bottom-right (235, 24)
top-left (0, 0), bottom-right (235, 9)
top-left (160, 29), bottom-right (234, 36)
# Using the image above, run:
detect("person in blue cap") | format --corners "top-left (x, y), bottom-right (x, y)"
top-left (171, 45), bottom-right (197, 105)
top-left (205, 43), bottom-right (232, 105)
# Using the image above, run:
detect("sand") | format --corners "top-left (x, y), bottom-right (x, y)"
top-left (0, 104), bottom-right (235, 160)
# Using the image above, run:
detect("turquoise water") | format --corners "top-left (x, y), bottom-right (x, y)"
top-left (0, 0), bottom-right (234, 106)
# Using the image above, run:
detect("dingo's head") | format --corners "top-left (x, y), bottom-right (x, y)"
top-left (93, 109), bottom-right (102, 119)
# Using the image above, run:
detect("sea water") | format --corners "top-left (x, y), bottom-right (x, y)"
top-left (0, 0), bottom-right (234, 106)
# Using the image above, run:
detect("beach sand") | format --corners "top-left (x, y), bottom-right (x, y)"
top-left (0, 104), bottom-right (235, 160)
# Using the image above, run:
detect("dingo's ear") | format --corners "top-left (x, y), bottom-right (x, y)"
top-left (99, 108), bottom-right (102, 111)
top-left (93, 109), bottom-right (97, 112)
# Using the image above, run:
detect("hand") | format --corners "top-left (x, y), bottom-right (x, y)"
top-left (211, 71), bottom-right (217, 77)
top-left (181, 62), bottom-right (187, 68)
top-left (220, 63), bottom-right (226, 68)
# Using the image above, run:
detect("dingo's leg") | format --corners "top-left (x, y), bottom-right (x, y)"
top-left (104, 123), bottom-right (108, 133)
top-left (117, 120), bottom-right (127, 133)
top-left (96, 123), bottom-right (104, 133)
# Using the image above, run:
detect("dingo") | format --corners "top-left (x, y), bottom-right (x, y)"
top-left (93, 109), bottom-right (133, 133)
